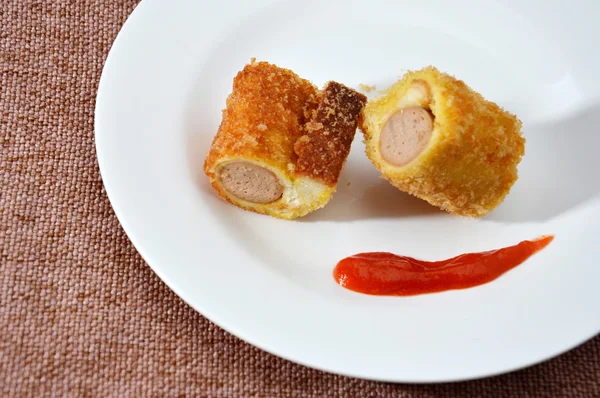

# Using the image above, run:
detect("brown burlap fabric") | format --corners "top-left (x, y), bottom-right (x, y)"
top-left (1, 1), bottom-right (599, 397)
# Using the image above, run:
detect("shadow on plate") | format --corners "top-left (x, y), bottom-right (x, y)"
top-left (300, 157), bottom-right (444, 222)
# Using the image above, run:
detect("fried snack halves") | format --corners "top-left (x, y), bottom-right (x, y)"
top-left (360, 67), bottom-right (525, 217)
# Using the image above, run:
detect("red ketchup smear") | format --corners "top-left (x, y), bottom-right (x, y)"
top-left (334, 236), bottom-right (554, 296)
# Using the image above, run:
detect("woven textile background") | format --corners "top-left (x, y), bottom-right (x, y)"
top-left (1, 1), bottom-right (599, 397)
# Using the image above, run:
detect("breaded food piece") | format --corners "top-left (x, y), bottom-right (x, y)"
top-left (204, 61), bottom-right (366, 219)
top-left (360, 66), bottom-right (525, 217)
top-left (295, 81), bottom-right (366, 186)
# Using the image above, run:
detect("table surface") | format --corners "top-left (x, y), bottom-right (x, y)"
top-left (1, 1), bottom-right (599, 397)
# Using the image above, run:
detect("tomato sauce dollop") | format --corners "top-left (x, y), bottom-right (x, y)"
top-left (334, 236), bottom-right (554, 296)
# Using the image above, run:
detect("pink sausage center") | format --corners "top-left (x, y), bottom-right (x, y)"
top-left (219, 162), bottom-right (283, 204)
top-left (379, 107), bottom-right (433, 167)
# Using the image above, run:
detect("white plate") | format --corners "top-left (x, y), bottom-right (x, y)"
top-left (95, 0), bottom-right (600, 382)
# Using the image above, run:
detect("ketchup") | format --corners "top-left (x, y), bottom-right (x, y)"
top-left (334, 236), bottom-right (554, 296)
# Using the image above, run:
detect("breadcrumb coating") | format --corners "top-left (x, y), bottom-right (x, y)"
top-left (295, 81), bottom-right (367, 185)
top-left (360, 66), bottom-right (525, 217)
top-left (204, 61), bottom-right (365, 219)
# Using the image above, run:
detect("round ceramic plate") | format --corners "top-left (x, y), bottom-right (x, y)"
top-left (95, 0), bottom-right (600, 382)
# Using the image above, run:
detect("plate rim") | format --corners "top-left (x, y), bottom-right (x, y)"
top-left (94, 0), bottom-right (600, 383)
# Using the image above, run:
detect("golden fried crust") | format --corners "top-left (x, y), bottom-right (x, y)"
top-left (360, 66), bottom-right (525, 217)
top-left (204, 61), bottom-right (319, 177)
top-left (295, 81), bottom-right (367, 186)
top-left (204, 62), bottom-right (365, 219)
